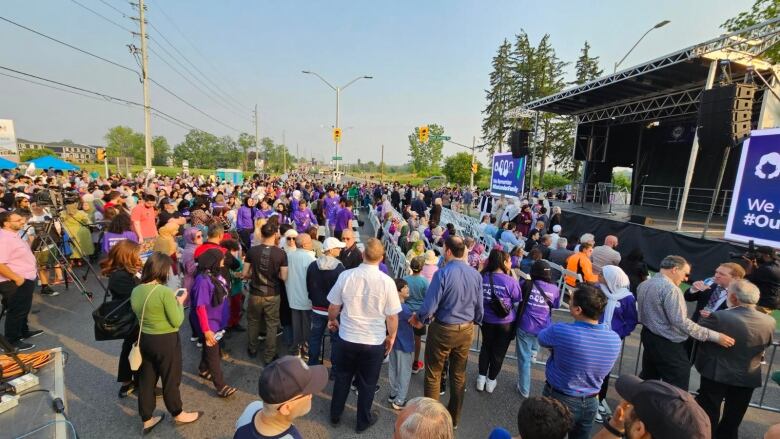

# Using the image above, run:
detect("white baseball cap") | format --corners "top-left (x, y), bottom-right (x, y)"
top-left (323, 237), bottom-right (347, 251)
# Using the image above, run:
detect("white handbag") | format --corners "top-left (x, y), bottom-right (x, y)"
top-left (128, 285), bottom-right (159, 372)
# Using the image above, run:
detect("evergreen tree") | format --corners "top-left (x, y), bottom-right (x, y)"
top-left (568, 41), bottom-right (604, 179)
top-left (482, 39), bottom-right (514, 155)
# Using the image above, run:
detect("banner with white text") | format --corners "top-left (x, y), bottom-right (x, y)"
top-left (489, 152), bottom-right (525, 199)
top-left (725, 128), bottom-right (780, 248)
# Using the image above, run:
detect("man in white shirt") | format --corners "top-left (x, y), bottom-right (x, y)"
top-left (327, 238), bottom-right (401, 434)
top-left (285, 234), bottom-right (316, 358)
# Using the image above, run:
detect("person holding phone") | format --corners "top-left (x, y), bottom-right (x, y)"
top-left (192, 248), bottom-right (237, 398)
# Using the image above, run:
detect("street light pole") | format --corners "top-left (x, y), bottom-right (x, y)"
top-left (303, 71), bottom-right (372, 177)
top-left (613, 20), bottom-right (670, 72)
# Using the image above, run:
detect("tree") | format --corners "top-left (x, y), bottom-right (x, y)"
top-left (104, 126), bottom-right (143, 162)
top-left (723, 0), bottom-right (779, 64)
top-left (237, 132), bottom-right (256, 171)
top-left (152, 136), bottom-right (170, 166)
top-left (482, 39), bottom-right (514, 155)
top-left (442, 152), bottom-right (482, 186)
top-left (258, 136), bottom-right (295, 173)
top-left (568, 41), bottom-right (604, 179)
top-left (407, 124), bottom-right (445, 176)
top-left (20, 147), bottom-right (57, 162)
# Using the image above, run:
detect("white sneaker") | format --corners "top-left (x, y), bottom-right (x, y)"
top-left (476, 375), bottom-right (486, 392)
top-left (485, 378), bottom-right (497, 393)
top-left (594, 410), bottom-right (604, 423)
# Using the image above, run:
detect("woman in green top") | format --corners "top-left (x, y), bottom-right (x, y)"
top-left (130, 252), bottom-right (202, 434)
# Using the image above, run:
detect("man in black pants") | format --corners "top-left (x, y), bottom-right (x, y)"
top-left (636, 255), bottom-right (735, 390)
top-left (0, 211), bottom-right (44, 351)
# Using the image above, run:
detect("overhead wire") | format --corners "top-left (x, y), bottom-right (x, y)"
top-left (68, 0), bottom-right (134, 34)
top-left (0, 13), bottom-right (240, 133)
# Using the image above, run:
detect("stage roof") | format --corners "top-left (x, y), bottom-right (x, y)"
top-left (508, 17), bottom-right (780, 124)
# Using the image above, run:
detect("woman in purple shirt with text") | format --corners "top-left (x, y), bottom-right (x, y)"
top-left (476, 249), bottom-right (522, 393)
top-left (515, 260), bottom-right (561, 398)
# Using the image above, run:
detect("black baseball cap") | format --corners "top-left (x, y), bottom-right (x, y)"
top-left (258, 356), bottom-right (328, 404)
top-left (615, 375), bottom-right (710, 439)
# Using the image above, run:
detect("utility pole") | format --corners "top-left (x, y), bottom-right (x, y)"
top-left (380, 144), bottom-right (384, 184)
top-left (137, 0), bottom-right (152, 170)
top-left (253, 104), bottom-right (259, 171)
top-left (282, 130), bottom-right (286, 174)
top-left (470, 136), bottom-right (476, 189)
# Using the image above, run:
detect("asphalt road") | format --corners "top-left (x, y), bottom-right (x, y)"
top-left (11, 213), bottom-right (780, 439)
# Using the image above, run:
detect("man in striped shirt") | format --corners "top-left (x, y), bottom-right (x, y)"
top-left (539, 284), bottom-right (622, 439)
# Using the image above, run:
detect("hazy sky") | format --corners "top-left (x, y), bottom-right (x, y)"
top-left (0, 0), bottom-right (751, 165)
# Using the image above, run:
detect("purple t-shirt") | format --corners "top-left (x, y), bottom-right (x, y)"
top-left (517, 279), bottom-right (561, 335)
top-left (192, 273), bottom-right (228, 333)
top-left (324, 195), bottom-right (340, 223)
top-left (102, 230), bottom-right (139, 254)
top-left (334, 207), bottom-right (353, 232)
top-left (481, 272), bottom-right (522, 324)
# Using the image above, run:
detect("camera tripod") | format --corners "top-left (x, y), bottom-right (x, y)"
top-left (23, 218), bottom-right (107, 304)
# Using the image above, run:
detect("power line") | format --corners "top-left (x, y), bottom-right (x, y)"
top-left (0, 14), bottom-right (241, 133)
top-left (95, 0), bottom-right (129, 18)
top-left (150, 0), bottom-right (247, 107)
top-left (68, 0), bottom-right (134, 33)
top-left (148, 22), bottom-right (248, 115)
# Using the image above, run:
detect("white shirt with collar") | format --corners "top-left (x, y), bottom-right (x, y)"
top-left (327, 263), bottom-right (402, 345)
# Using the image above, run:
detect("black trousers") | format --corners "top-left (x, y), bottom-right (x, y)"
top-left (0, 279), bottom-right (35, 342)
top-left (199, 342), bottom-right (226, 390)
top-left (330, 338), bottom-right (384, 430)
top-left (118, 328), bottom-right (136, 383)
top-left (138, 332), bottom-right (183, 422)
top-left (695, 376), bottom-right (755, 439)
top-left (639, 327), bottom-right (691, 391)
top-left (237, 229), bottom-right (252, 253)
top-left (478, 322), bottom-right (515, 380)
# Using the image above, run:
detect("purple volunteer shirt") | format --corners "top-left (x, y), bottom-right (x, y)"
top-left (516, 279), bottom-right (561, 335)
top-left (192, 274), bottom-right (228, 333)
top-left (102, 230), bottom-right (139, 254)
top-left (334, 207), bottom-right (353, 232)
top-left (481, 272), bottom-right (522, 324)
top-left (324, 195), bottom-right (340, 224)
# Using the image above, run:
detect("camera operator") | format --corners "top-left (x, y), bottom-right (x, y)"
top-left (747, 246), bottom-right (780, 314)
top-left (0, 211), bottom-right (44, 351)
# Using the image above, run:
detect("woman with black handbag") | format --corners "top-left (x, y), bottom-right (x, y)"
top-left (99, 239), bottom-right (143, 398)
top-left (476, 249), bottom-right (521, 394)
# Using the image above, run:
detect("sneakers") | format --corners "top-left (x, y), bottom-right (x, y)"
top-left (476, 375), bottom-right (486, 392)
top-left (485, 378), bottom-right (498, 393)
top-left (10, 340), bottom-right (35, 352)
top-left (595, 410), bottom-right (604, 423)
top-left (391, 400), bottom-right (406, 410)
top-left (595, 399), bottom-right (609, 423)
top-left (190, 336), bottom-right (199, 342)
top-left (22, 329), bottom-right (44, 340)
top-left (411, 361), bottom-right (423, 374)
top-left (40, 286), bottom-right (59, 297)
top-left (354, 384), bottom-right (380, 395)
top-left (440, 382), bottom-right (447, 395)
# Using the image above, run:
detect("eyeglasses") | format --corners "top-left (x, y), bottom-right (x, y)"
top-left (195, 234), bottom-right (203, 238)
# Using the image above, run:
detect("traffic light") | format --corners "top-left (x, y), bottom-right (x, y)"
top-left (96, 148), bottom-right (105, 161)
top-left (419, 125), bottom-right (429, 143)
top-left (333, 127), bottom-right (342, 143)
top-left (471, 162), bottom-right (478, 174)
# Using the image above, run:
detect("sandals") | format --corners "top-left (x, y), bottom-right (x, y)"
top-left (198, 370), bottom-right (213, 381)
top-left (217, 385), bottom-right (237, 398)
top-left (142, 414), bottom-right (165, 435)
top-left (173, 411), bottom-right (203, 426)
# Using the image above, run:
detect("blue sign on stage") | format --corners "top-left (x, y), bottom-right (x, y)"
top-left (725, 128), bottom-right (780, 248)
top-left (489, 152), bottom-right (526, 199)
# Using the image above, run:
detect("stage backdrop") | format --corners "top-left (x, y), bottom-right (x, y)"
top-left (490, 152), bottom-right (525, 199)
top-left (725, 128), bottom-right (780, 248)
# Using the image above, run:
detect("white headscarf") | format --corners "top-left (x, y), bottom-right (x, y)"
top-left (599, 265), bottom-right (633, 327)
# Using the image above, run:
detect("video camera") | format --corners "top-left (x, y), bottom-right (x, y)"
top-left (33, 187), bottom-right (80, 211)
top-left (729, 239), bottom-right (757, 263)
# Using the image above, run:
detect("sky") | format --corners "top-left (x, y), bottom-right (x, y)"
top-left (0, 0), bottom-right (753, 166)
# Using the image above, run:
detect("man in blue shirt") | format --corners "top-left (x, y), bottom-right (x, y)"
top-left (538, 284), bottom-right (621, 439)
top-left (410, 236), bottom-right (483, 429)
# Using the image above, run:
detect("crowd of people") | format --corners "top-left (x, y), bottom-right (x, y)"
top-left (0, 166), bottom-right (779, 438)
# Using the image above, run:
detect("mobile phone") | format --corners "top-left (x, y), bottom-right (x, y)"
top-left (175, 288), bottom-right (187, 297)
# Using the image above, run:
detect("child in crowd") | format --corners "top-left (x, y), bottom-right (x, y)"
top-left (388, 278), bottom-right (414, 410)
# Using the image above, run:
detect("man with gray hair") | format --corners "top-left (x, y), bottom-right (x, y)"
top-left (694, 279), bottom-right (775, 438)
top-left (285, 233), bottom-right (316, 357)
top-left (574, 233), bottom-right (595, 252)
top-left (393, 397), bottom-right (454, 439)
top-left (637, 255), bottom-right (735, 391)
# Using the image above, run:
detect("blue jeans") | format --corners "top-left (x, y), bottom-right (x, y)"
top-left (542, 384), bottom-right (598, 439)
top-left (515, 327), bottom-right (539, 397)
top-left (309, 312), bottom-right (339, 373)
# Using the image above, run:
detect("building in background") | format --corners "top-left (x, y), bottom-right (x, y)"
top-left (16, 138), bottom-right (99, 163)
top-left (0, 119), bottom-right (19, 162)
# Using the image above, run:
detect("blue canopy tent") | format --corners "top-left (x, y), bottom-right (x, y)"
top-left (0, 157), bottom-right (19, 169)
top-left (27, 156), bottom-right (80, 171)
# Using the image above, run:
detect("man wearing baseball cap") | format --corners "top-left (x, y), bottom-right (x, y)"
top-left (306, 237), bottom-right (346, 368)
top-left (233, 355), bottom-right (328, 439)
top-left (592, 374), bottom-right (711, 439)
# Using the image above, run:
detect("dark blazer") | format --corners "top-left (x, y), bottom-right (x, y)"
top-left (695, 306), bottom-right (775, 388)
top-left (684, 285), bottom-right (729, 323)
